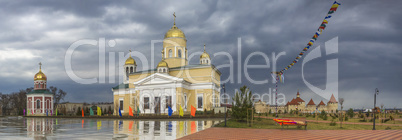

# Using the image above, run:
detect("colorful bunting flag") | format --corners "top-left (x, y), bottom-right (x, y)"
top-left (56, 109), bottom-right (58, 116)
top-left (278, 1), bottom-right (340, 75)
top-left (23, 109), bottom-right (25, 116)
top-left (82, 109), bottom-right (84, 117)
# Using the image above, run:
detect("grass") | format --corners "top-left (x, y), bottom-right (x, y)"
top-left (215, 118), bottom-right (402, 130)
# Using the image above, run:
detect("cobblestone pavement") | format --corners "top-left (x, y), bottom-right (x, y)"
top-left (179, 127), bottom-right (402, 140)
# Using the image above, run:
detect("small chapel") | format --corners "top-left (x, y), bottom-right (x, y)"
top-left (26, 63), bottom-right (54, 116)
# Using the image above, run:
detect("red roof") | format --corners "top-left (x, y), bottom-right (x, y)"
top-left (318, 100), bottom-right (326, 106)
top-left (307, 98), bottom-right (315, 105)
top-left (328, 94), bottom-right (338, 103)
top-left (288, 98), bottom-right (300, 105)
top-left (294, 97), bottom-right (305, 103)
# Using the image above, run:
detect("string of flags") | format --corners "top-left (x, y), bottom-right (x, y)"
top-left (278, 1), bottom-right (341, 75)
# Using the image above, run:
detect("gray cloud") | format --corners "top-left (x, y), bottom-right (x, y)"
top-left (0, 0), bottom-right (401, 109)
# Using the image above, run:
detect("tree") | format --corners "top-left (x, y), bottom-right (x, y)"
top-left (347, 108), bottom-right (354, 118)
top-left (339, 98), bottom-right (344, 128)
top-left (231, 85), bottom-right (254, 121)
top-left (77, 107), bottom-right (82, 116)
top-left (268, 109), bottom-right (271, 114)
top-left (48, 86), bottom-right (67, 108)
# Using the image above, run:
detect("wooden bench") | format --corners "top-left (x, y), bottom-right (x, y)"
top-left (280, 117), bottom-right (308, 130)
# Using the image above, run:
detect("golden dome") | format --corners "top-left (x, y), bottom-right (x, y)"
top-left (200, 52), bottom-right (210, 59)
top-left (164, 25), bottom-right (185, 39)
top-left (125, 56), bottom-right (136, 65)
top-left (200, 44), bottom-right (210, 59)
top-left (157, 60), bottom-right (168, 67)
top-left (34, 63), bottom-right (47, 81)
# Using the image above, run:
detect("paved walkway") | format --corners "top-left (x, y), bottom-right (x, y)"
top-left (179, 127), bottom-right (402, 140)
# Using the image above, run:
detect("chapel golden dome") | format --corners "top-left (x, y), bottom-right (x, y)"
top-left (164, 12), bottom-right (185, 39)
top-left (200, 44), bottom-right (210, 59)
top-left (125, 56), bottom-right (136, 65)
top-left (157, 60), bottom-right (168, 68)
top-left (34, 62), bottom-right (47, 81)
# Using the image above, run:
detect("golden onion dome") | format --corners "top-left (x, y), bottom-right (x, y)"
top-left (200, 44), bottom-right (210, 59)
top-left (34, 66), bottom-right (47, 81)
top-left (157, 60), bottom-right (168, 68)
top-left (125, 56), bottom-right (136, 65)
top-left (200, 52), bottom-right (210, 59)
top-left (164, 25), bottom-right (185, 39)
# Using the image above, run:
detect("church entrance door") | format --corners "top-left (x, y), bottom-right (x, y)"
top-left (154, 97), bottom-right (160, 114)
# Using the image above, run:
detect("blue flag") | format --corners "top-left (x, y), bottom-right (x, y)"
top-left (119, 108), bottom-right (122, 117)
top-left (168, 106), bottom-right (173, 116)
top-left (46, 110), bottom-right (48, 116)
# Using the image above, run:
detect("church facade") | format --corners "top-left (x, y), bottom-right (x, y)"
top-left (26, 63), bottom-right (54, 116)
top-left (112, 14), bottom-right (221, 115)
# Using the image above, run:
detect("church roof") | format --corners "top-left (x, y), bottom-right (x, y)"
top-left (318, 100), bottom-right (326, 106)
top-left (328, 94), bottom-right (338, 103)
top-left (112, 83), bottom-right (129, 90)
top-left (27, 89), bottom-right (53, 95)
top-left (307, 98), bottom-right (316, 105)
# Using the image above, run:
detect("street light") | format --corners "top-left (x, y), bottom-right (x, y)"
top-left (373, 88), bottom-right (379, 130)
top-left (222, 84), bottom-right (227, 127)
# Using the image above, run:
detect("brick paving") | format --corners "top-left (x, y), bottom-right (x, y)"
top-left (179, 127), bottom-right (402, 140)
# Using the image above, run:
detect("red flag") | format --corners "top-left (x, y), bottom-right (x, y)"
top-left (82, 109), bottom-right (84, 117)
top-left (191, 105), bottom-right (196, 117)
top-left (129, 106), bottom-right (134, 116)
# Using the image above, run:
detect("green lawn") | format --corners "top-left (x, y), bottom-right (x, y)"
top-left (215, 118), bottom-right (402, 130)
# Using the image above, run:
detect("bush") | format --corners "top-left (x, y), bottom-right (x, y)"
top-left (323, 115), bottom-right (328, 120)
top-left (344, 116), bottom-right (349, 121)
top-left (329, 119), bottom-right (337, 126)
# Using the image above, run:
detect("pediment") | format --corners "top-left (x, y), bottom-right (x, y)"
top-left (134, 73), bottom-right (183, 86)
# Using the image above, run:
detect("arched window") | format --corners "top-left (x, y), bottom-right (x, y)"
top-left (169, 49), bottom-right (172, 57)
top-left (178, 49), bottom-right (182, 58)
top-left (163, 68), bottom-right (166, 73)
top-left (37, 100), bottom-right (41, 109)
top-left (130, 67), bottom-right (133, 73)
top-left (206, 60), bottom-right (209, 64)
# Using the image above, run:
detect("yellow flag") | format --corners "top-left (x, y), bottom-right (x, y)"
top-left (179, 105), bottom-right (184, 117)
top-left (97, 107), bottom-right (102, 116)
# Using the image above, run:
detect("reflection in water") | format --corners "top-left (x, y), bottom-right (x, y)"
top-left (0, 117), bottom-right (222, 139)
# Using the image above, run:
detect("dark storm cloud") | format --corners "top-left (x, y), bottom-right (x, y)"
top-left (0, 0), bottom-right (401, 109)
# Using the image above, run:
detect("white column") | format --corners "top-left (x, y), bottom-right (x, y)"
top-left (175, 46), bottom-right (177, 57)
top-left (42, 95), bottom-right (45, 115)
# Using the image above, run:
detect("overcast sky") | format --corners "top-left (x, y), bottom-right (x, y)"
top-left (0, 0), bottom-right (401, 109)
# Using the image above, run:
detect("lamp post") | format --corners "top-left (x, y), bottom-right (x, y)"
top-left (373, 88), bottom-right (379, 130)
top-left (222, 84), bottom-right (227, 127)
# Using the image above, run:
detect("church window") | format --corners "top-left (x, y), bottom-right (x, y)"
top-left (169, 49), bottom-right (172, 57)
top-left (130, 67), bottom-right (133, 73)
top-left (166, 96), bottom-right (172, 108)
top-left (163, 68), bottom-right (166, 73)
top-left (206, 60), bottom-right (208, 64)
top-left (197, 95), bottom-right (203, 109)
top-left (184, 95), bottom-right (187, 109)
top-left (119, 100), bottom-right (123, 110)
top-left (37, 100), bottom-right (41, 109)
top-left (178, 49), bottom-right (182, 58)
top-left (144, 97), bottom-right (149, 109)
